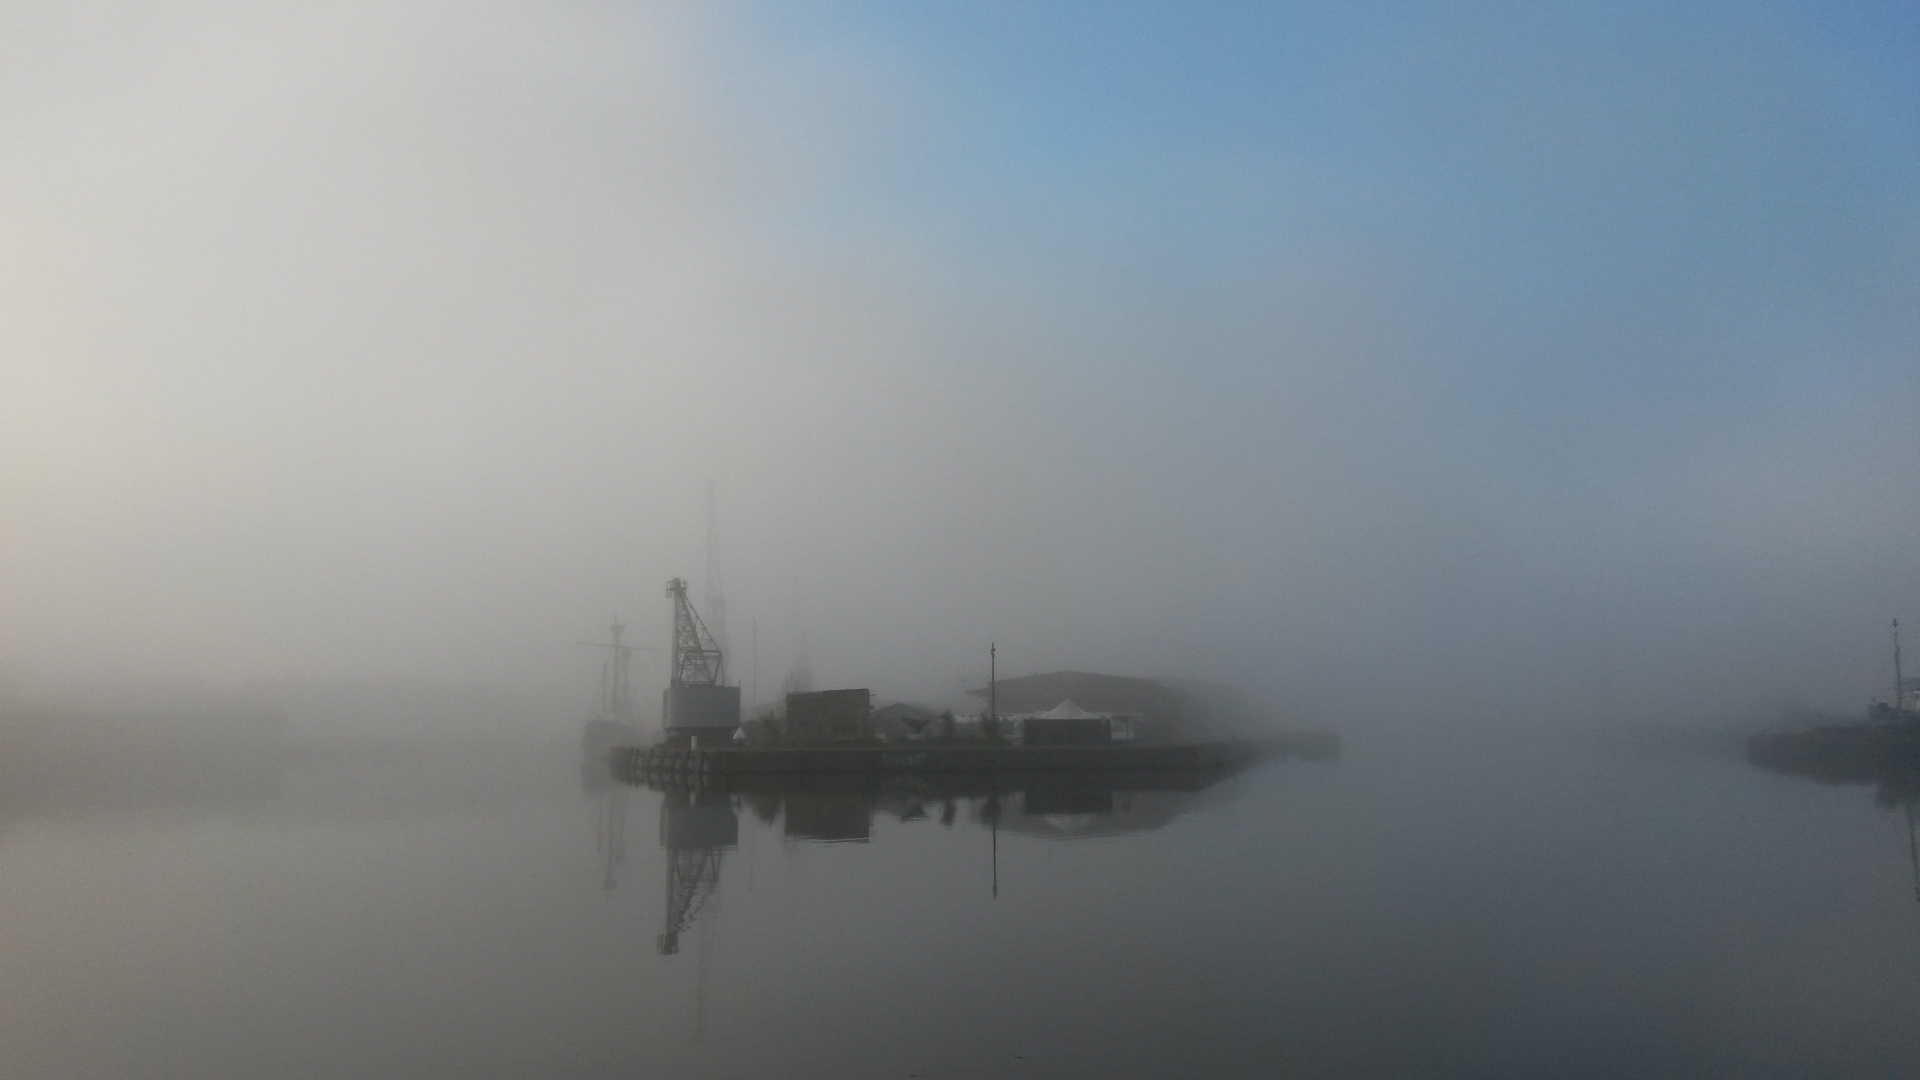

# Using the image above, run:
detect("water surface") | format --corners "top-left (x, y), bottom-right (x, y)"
top-left (4, 735), bottom-right (1918, 1078)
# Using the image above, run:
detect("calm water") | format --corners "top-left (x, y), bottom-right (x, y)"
top-left (4, 734), bottom-right (1920, 1079)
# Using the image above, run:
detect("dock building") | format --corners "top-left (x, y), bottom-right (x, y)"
top-left (1021, 700), bottom-right (1117, 746)
top-left (873, 702), bottom-right (942, 741)
top-left (785, 688), bottom-right (874, 743)
top-left (971, 671), bottom-right (1185, 742)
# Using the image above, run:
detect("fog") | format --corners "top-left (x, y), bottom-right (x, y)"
top-left (3, 0), bottom-right (1916, 738)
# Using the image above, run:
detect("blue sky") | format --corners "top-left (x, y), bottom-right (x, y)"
top-left (0, 0), bottom-right (1915, 723)
top-left (706, 2), bottom-right (1918, 418)
top-left (709, 0), bottom-right (1920, 711)
top-left (710, 4), bottom-right (1918, 489)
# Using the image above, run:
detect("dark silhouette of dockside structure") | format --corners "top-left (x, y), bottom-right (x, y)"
top-left (1748, 718), bottom-right (1920, 907)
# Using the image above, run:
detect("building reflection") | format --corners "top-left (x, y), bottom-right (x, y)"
top-left (782, 794), bottom-right (871, 843)
top-left (633, 765), bottom-right (1252, 841)
top-left (604, 761), bottom-right (1260, 947)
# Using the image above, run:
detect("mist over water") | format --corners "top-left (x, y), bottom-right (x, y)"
top-left (2, 1), bottom-right (1919, 1075)
top-left (5, 737), bottom-right (1920, 1079)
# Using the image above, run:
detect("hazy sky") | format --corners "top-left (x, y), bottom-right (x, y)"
top-left (2, 1), bottom-right (1915, 727)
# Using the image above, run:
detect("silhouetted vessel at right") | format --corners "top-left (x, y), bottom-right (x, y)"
top-left (1749, 619), bottom-right (1920, 785)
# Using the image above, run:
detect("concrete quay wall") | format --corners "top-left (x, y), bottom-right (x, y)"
top-left (610, 739), bottom-right (1282, 780)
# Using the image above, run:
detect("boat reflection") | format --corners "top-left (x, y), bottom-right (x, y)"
top-left (1749, 741), bottom-right (1920, 904)
top-left (1748, 736), bottom-right (1920, 810)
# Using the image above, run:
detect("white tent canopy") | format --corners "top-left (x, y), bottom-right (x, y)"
top-left (1037, 699), bottom-right (1103, 721)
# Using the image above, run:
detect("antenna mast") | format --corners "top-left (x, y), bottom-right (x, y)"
top-left (574, 619), bottom-right (642, 723)
top-left (705, 480), bottom-right (727, 658)
top-left (601, 620), bottom-right (633, 722)
top-left (989, 642), bottom-right (997, 727)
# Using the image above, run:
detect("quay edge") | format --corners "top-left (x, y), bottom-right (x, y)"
top-left (610, 732), bottom-right (1337, 780)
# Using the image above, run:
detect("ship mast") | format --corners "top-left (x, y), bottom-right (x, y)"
top-left (575, 619), bottom-right (637, 724)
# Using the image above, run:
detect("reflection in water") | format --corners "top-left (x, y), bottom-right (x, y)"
top-left (587, 773), bottom-right (737, 954)
top-left (784, 794), bottom-right (871, 843)
top-left (1909, 802), bottom-right (1920, 905)
top-left (610, 762), bottom-right (1256, 947)
top-left (592, 782), bottom-right (627, 893)
top-left (19, 739), bottom-right (1920, 1076)
top-left (1748, 739), bottom-right (1920, 904)
top-left (1747, 735), bottom-right (1920, 811)
top-left (657, 791), bottom-right (736, 954)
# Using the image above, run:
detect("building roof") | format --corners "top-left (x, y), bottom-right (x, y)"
top-left (967, 670), bottom-right (1182, 718)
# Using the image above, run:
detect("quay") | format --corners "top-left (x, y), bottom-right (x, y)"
top-left (595, 575), bottom-right (1343, 789)
top-left (611, 732), bottom-right (1335, 783)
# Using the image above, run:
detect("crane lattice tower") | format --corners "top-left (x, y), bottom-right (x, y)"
top-left (668, 577), bottom-right (725, 686)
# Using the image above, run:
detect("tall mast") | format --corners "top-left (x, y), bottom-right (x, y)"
top-left (705, 480), bottom-right (727, 660)
top-left (1897, 618), bottom-right (1905, 713)
top-left (575, 619), bottom-right (637, 723)
top-left (604, 620), bottom-right (632, 721)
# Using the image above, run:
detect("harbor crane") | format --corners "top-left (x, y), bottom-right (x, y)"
top-left (668, 578), bottom-right (725, 687)
top-left (663, 578), bottom-right (740, 746)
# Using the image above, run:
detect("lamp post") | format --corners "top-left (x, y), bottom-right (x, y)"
top-left (989, 642), bottom-right (997, 735)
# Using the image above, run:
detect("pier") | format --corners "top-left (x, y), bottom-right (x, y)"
top-left (611, 732), bottom-right (1334, 786)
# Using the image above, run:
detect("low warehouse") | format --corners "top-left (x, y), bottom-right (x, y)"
top-left (785, 688), bottom-right (873, 742)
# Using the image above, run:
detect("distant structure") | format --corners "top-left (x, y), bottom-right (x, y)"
top-left (963, 671), bottom-right (1270, 742)
top-left (872, 702), bottom-right (940, 740)
top-left (785, 688), bottom-right (873, 743)
top-left (578, 619), bottom-right (643, 756)
top-left (663, 578), bottom-right (740, 746)
top-left (1022, 700), bottom-right (1115, 746)
top-left (783, 590), bottom-right (814, 697)
top-left (970, 671), bottom-right (1186, 741)
top-left (1869, 618), bottom-right (1920, 721)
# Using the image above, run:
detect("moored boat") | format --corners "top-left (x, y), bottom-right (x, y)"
top-left (579, 620), bottom-right (643, 765)
top-left (1748, 619), bottom-right (1920, 783)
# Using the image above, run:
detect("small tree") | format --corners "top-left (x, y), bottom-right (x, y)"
top-left (939, 710), bottom-right (956, 742)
